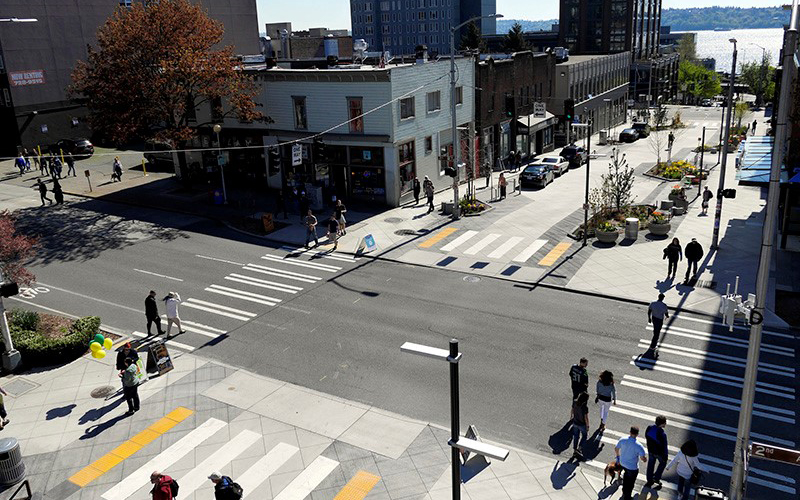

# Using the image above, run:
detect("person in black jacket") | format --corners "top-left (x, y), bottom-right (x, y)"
top-left (663, 238), bottom-right (682, 279)
top-left (145, 290), bottom-right (165, 335)
top-left (569, 358), bottom-right (589, 399)
top-left (208, 471), bottom-right (241, 500)
top-left (115, 342), bottom-right (140, 372)
top-left (684, 238), bottom-right (704, 282)
top-left (644, 415), bottom-right (669, 488)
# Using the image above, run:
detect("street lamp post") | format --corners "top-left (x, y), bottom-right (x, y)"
top-left (571, 121), bottom-right (591, 246)
top-left (450, 13), bottom-right (502, 219)
top-left (711, 38), bottom-right (737, 250)
top-left (750, 43), bottom-right (768, 107)
top-left (212, 124), bottom-right (227, 204)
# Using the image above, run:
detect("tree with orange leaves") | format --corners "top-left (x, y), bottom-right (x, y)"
top-left (0, 211), bottom-right (36, 287)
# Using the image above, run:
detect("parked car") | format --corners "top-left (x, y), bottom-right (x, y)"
top-left (520, 164), bottom-right (554, 188)
top-left (52, 138), bottom-right (94, 159)
top-left (559, 144), bottom-right (587, 168)
top-left (632, 122), bottom-right (651, 138)
top-left (619, 128), bottom-right (639, 143)
top-left (537, 155), bottom-right (569, 176)
top-left (700, 98), bottom-right (713, 107)
top-left (144, 140), bottom-right (176, 169)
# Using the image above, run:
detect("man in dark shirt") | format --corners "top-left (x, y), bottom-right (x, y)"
top-left (644, 415), bottom-right (669, 488)
top-left (145, 290), bottom-right (165, 335)
top-left (569, 357), bottom-right (589, 399)
top-left (326, 215), bottom-right (339, 250)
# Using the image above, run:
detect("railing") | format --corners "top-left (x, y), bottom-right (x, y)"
top-left (8, 480), bottom-right (32, 500)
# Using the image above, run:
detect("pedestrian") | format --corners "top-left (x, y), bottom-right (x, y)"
top-left (615, 426), bottom-right (647, 500)
top-left (145, 290), bottom-right (166, 335)
top-left (52, 157), bottom-right (63, 179)
top-left (663, 237), bottom-right (682, 279)
top-left (35, 179), bottom-right (52, 206)
top-left (666, 439), bottom-right (709, 500)
top-left (595, 370), bottom-right (616, 431)
top-left (668, 131), bottom-right (675, 147)
top-left (569, 357), bottom-right (589, 400)
top-left (514, 150), bottom-right (522, 172)
top-left (208, 471), bottom-right (242, 500)
top-left (0, 385), bottom-right (10, 430)
top-left (163, 292), bottom-right (186, 336)
top-left (413, 177), bottom-right (421, 205)
top-left (150, 471), bottom-right (175, 500)
top-left (326, 214), bottom-right (339, 250)
top-left (22, 148), bottom-right (31, 171)
top-left (647, 293), bottom-right (669, 352)
top-left (334, 199), bottom-right (347, 235)
top-left (304, 210), bottom-right (319, 249)
top-left (120, 357), bottom-right (140, 414)
top-left (423, 176), bottom-right (435, 213)
top-left (644, 415), bottom-right (669, 489)
top-left (116, 342), bottom-right (140, 372)
top-left (31, 149), bottom-right (40, 171)
top-left (751, 119), bottom-right (757, 135)
top-left (52, 178), bottom-right (64, 205)
top-left (111, 157), bottom-right (123, 182)
top-left (701, 186), bottom-right (713, 215)
top-left (39, 153), bottom-right (49, 176)
top-left (570, 392), bottom-right (590, 458)
top-left (498, 173), bottom-right (507, 199)
top-left (506, 151), bottom-right (515, 171)
top-left (15, 153), bottom-right (26, 176)
top-left (684, 238), bottom-right (704, 282)
top-left (65, 153), bottom-right (76, 177)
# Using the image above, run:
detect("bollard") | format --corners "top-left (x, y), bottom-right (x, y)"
top-left (142, 159), bottom-right (148, 177)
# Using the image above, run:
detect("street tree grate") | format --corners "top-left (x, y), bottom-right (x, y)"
top-left (394, 229), bottom-right (418, 236)
top-left (384, 217), bottom-right (404, 224)
top-left (3, 378), bottom-right (38, 397)
top-left (463, 276), bottom-right (481, 283)
top-left (90, 385), bottom-right (117, 399)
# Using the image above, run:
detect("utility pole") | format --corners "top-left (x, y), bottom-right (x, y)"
top-left (698, 126), bottom-right (706, 194)
top-left (711, 38), bottom-right (737, 250)
top-left (729, 3), bottom-right (798, 498)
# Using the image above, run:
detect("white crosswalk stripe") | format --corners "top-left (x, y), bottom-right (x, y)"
top-left (182, 298), bottom-right (256, 321)
top-left (225, 273), bottom-right (303, 294)
top-left (638, 340), bottom-right (795, 376)
top-left (512, 239), bottom-right (548, 262)
top-left (281, 245), bottom-right (359, 262)
top-left (273, 455), bottom-right (339, 500)
top-left (176, 430), bottom-right (262, 497)
top-left (261, 254), bottom-right (340, 272)
top-left (440, 230), bottom-right (479, 251)
top-left (239, 443), bottom-right (299, 498)
top-left (463, 233), bottom-right (501, 255)
top-left (206, 284), bottom-right (282, 306)
top-left (130, 331), bottom-right (195, 352)
top-left (244, 263), bottom-right (321, 283)
top-left (670, 314), bottom-right (794, 339)
top-left (647, 324), bottom-right (794, 356)
top-left (487, 236), bottom-right (524, 259)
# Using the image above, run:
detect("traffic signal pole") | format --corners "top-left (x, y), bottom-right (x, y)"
top-left (711, 39), bottom-right (737, 250)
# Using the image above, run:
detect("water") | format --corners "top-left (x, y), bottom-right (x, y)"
top-left (677, 28), bottom-right (785, 73)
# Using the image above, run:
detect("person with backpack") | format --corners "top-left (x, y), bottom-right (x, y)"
top-left (208, 471), bottom-right (243, 499)
top-left (150, 471), bottom-right (177, 500)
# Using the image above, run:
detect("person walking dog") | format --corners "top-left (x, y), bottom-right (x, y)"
top-left (615, 426), bottom-right (647, 500)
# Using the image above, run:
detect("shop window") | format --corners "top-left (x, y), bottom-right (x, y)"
top-left (400, 97), bottom-right (415, 119)
top-left (348, 97), bottom-right (364, 133)
top-left (398, 140), bottom-right (416, 193)
top-left (426, 91), bottom-right (441, 113)
top-left (293, 96), bottom-right (307, 130)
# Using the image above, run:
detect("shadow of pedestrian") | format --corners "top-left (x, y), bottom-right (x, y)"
top-left (581, 428), bottom-right (605, 461)
top-left (548, 421), bottom-right (574, 454)
top-left (550, 459), bottom-right (578, 489)
top-left (654, 278), bottom-right (675, 293)
top-left (598, 481), bottom-right (620, 499)
top-left (46, 404), bottom-right (77, 420)
top-left (633, 352), bottom-right (657, 370)
top-left (80, 412), bottom-right (130, 440)
top-left (79, 396), bottom-right (125, 425)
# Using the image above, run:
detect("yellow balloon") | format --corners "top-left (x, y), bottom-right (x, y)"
top-left (94, 350), bottom-right (106, 359)
top-left (103, 338), bottom-right (113, 350)
top-left (90, 342), bottom-right (102, 352)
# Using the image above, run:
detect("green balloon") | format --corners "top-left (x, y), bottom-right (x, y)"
top-left (94, 333), bottom-right (105, 344)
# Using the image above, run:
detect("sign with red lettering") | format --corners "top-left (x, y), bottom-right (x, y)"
top-left (9, 70), bottom-right (46, 87)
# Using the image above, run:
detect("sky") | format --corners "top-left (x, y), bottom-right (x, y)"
top-left (256, 0), bottom-right (784, 32)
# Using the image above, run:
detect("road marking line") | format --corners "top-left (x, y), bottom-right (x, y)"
top-left (647, 324), bottom-right (794, 356)
top-left (176, 430), bottom-right (262, 497)
top-left (70, 407), bottom-right (194, 488)
top-left (440, 230), bottom-right (479, 251)
top-left (229, 273), bottom-right (303, 291)
top-left (225, 275), bottom-right (301, 294)
top-left (102, 418), bottom-right (227, 500)
top-left (537, 241), bottom-right (571, 266)
top-left (242, 266), bottom-right (318, 284)
top-left (133, 269), bottom-right (184, 282)
top-left (130, 331), bottom-right (195, 351)
top-left (239, 442), bottom-right (299, 498)
top-left (334, 470), bottom-right (382, 500)
top-left (178, 319), bottom-right (227, 334)
top-left (512, 239), bottom-right (548, 262)
top-left (281, 245), bottom-right (360, 262)
top-left (419, 227), bottom-right (458, 248)
top-left (195, 254), bottom-right (245, 266)
top-left (262, 254), bottom-right (340, 272)
top-left (181, 302), bottom-right (251, 321)
top-left (208, 284), bottom-right (282, 303)
top-left (638, 340), bottom-right (794, 375)
top-left (273, 455), bottom-right (339, 500)
top-left (488, 236), bottom-right (524, 259)
top-left (463, 234), bottom-right (501, 255)
top-left (672, 315), bottom-right (794, 339)
top-left (206, 285), bottom-right (280, 306)
top-left (33, 282), bottom-right (141, 313)
top-left (185, 298), bottom-right (256, 316)
top-left (245, 263), bottom-right (322, 282)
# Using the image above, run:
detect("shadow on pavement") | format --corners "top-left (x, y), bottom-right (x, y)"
top-left (80, 411), bottom-right (130, 440)
top-left (548, 421), bottom-right (573, 455)
top-left (78, 395), bottom-right (125, 426)
top-left (550, 459), bottom-right (578, 489)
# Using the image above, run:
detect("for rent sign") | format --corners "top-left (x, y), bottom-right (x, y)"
top-left (9, 69), bottom-right (45, 86)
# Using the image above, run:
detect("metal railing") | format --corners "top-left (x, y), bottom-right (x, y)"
top-left (8, 480), bottom-right (32, 500)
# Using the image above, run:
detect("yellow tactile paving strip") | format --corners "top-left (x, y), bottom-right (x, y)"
top-left (538, 242), bottom-right (572, 267)
top-left (68, 406), bottom-right (194, 488)
top-left (333, 470), bottom-right (381, 500)
top-left (419, 227), bottom-right (458, 248)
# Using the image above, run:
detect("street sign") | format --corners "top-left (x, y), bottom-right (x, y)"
top-left (750, 442), bottom-right (800, 466)
top-left (217, 155), bottom-right (226, 166)
top-left (533, 102), bottom-right (546, 119)
top-left (291, 144), bottom-right (302, 166)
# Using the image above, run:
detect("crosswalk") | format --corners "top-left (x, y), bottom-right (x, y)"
top-left (584, 313), bottom-right (797, 497)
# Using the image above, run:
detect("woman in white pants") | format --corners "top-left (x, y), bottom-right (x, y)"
top-left (163, 292), bottom-right (186, 336)
top-left (595, 370), bottom-right (616, 431)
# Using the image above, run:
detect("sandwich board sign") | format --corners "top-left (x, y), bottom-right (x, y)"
top-left (356, 234), bottom-right (377, 254)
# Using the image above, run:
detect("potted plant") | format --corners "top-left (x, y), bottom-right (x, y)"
top-left (648, 211), bottom-right (671, 236)
top-left (668, 185), bottom-right (683, 202)
top-left (595, 221), bottom-right (620, 244)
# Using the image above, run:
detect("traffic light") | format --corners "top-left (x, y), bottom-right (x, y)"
top-left (505, 94), bottom-right (515, 117)
top-left (313, 137), bottom-right (327, 162)
top-left (268, 147), bottom-right (281, 176)
top-left (0, 282), bottom-right (19, 298)
top-left (564, 99), bottom-right (575, 122)
top-left (721, 188), bottom-right (736, 199)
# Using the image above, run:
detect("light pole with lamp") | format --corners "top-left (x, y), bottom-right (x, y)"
top-left (750, 43), bottom-right (768, 107)
top-left (450, 13), bottom-right (502, 219)
top-left (212, 124), bottom-right (227, 204)
top-left (571, 119), bottom-right (591, 246)
top-left (711, 38), bottom-right (737, 250)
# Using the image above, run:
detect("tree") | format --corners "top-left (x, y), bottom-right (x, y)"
top-left (679, 60), bottom-right (721, 103)
top-left (70, 0), bottom-right (264, 182)
top-left (734, 100), bottom-right (749, 128)
top-left (460, 21), bottom-right (486, 52)
top-left (676, 34), bottom-right (697, 62)
top-left (603, 148), bottom-right (636, 213)
top-left (0, 212), bottom-right (37, 286)
top-left (503, 22), bottom-right (529, 53)
top-left (740, 54), bottom-right (775, 107)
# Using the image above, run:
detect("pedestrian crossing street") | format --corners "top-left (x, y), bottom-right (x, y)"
top-left (581, 314), bottom-right (797, 497)
top-left (131, 247), bottom-right (359, 353)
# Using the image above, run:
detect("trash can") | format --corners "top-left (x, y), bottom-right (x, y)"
top-left (0, 438), bottom-right (25, 485)
top-left (598, 130), bottom-right (608, 145)
top-left (625, 218), bottom-right (639, 240)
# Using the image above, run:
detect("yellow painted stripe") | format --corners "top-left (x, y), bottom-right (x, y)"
top-left (419, 227), bottom-right (458, 248)
top-left (538, 242), bottom-right (572, 267)
top-left (333, 470), bottom-right (381, 500)
top-left (68, 406), bottom-right (193, 488)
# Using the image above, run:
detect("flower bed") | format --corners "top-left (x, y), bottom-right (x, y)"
top-left (459, 198), bottom-right (490, 216)
top-left (647, 160), bottom-right (708, 181)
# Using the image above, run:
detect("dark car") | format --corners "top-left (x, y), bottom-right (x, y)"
top-left (619, 128), bottom-right (638, 143)
top-left (559, 144), bottom-right (587, 167)
top-left (52, 138), bottom-right (94, 159)
top-left (632, 122), bottom-right (651, 138)
top-left (520, 164), bottom-right (554, 188)
top-left (144, 140), bottom-right (176, 168)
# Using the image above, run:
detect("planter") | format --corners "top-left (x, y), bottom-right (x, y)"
top-left (648, 222), bottom-right (671, 236)
top-left (441, 201), bottom-right (454, 215)
top-left (595, 229), bottom-right (620, 244)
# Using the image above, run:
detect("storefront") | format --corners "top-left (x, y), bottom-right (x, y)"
top-left (517, 112), bottom-right (557, 157)
top-left (349, 145), bottom-right (386, 203)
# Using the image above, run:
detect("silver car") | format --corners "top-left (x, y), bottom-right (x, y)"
top-left (537, 155), bottom-right (569, 176)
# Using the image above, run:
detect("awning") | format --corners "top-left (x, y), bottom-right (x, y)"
top-left (735, 135), bottom-right (791, 184)
top-left (517, 111), bottom-right (556, 133)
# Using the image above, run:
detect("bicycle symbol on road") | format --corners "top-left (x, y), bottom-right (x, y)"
top-left (19, 286), bottom-right (50, 300)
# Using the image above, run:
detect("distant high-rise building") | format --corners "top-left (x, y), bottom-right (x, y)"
top-left (349, 0), bottom-right (496, 57)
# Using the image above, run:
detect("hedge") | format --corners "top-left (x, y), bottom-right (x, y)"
top-left (2, 310), bottom-right (101, 368)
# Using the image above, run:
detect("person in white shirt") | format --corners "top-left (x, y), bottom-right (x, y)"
top-left (666, 439), bottom-right (709, 500)
top-left (163, 292), bottom-right (186, 336)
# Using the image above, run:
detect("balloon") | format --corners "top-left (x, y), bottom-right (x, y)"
top-left (94, 334), bottom-right (105, 344)
top-left (90, 342), bottom-right (102, 353)
top-left (93, 350), bottom-right (106, 359)
top-left (103, 338), bottom-right (113, 350)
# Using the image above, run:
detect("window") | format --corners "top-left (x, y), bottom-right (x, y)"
top-left (425, 136), bottom-right (433, 154)
top-left (418, 11), bottom-right (426, 20)
top-left (348, 97), bottom-right (364, 133)
top-left (427, 91), bottom-right (441, 112)
top-left (398, 140), bottom-right (416, 193)
top-left (293, 96), bottom-right (307, 130)
top-left (455, 86), bottom-right (463, 105)
top-left (366, 14), bottom-right (372, 22)
top-left (400, 97), bottom-right (415, 119)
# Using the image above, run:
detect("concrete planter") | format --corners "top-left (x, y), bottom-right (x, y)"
top-left (648, 222), bottom-right (671, 236)
top-left (596, 229), bottom-right (620, 244)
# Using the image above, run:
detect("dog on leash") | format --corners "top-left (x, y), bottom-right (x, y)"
top-left (604, 460), bottom-right (624, 486)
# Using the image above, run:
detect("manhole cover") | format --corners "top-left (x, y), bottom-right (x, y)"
top-left (90, 386), bottom-right (117, 399)
top-left (384, 217), bottom-right (404, 224)
top-left (394, 229), bottom-right (418, 236)
top-left (3, 378), bottom-right (38, 397)
top-left (463, 276), bottom-right (481, 283)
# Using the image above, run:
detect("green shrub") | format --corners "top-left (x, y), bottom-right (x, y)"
top-left (3, 312), bottom-right (101, 368)
top-left (8, 309), bottom-right (39, 331)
